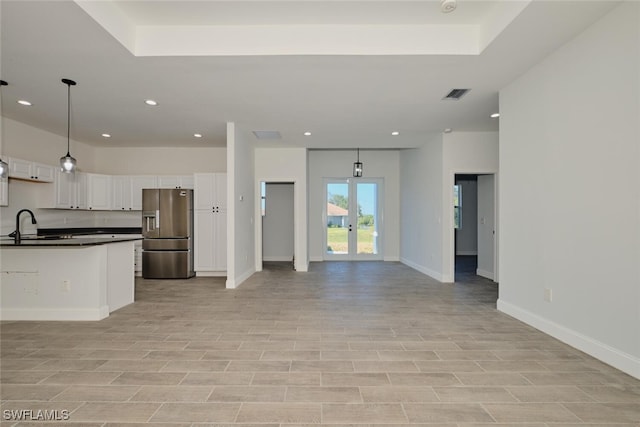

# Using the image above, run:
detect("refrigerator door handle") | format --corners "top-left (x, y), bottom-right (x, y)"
top-left (155, 209), bottom-right (160, 229)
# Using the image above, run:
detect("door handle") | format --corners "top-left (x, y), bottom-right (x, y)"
top-left (155, 210), bottom-right (160, 228)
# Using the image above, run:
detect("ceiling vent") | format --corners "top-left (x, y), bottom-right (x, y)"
top-left (252, 130), bottom-right (282, 140)
top-left (443, 88), bottom-right (471, 100)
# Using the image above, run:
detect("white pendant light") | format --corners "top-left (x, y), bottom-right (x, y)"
top-left (0, 80), bottom-right (8, 178)
top-left (353, 148), bottom-right (363, 177)
top-left (60, 78), bottom-right (77, 173)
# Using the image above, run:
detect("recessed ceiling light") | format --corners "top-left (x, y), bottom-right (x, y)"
top-left (490, 113), bottom-right (500, 118)
top-left (303, 131), bottom-right (311, 136)
top-left (101, 133), bottom-right (111, 138)
top-left (391, 131), bottom-right (400, 136)
top-left (17, 100), bottom-right (32, 106)
top-left (444, 128), bottom-right (453, 133)
top-left (194, 133), bottom-right (203, 138)
top-left (145, 99), bottom-right (158, 106)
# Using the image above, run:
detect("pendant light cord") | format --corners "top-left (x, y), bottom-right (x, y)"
top-left (66, 82), bottom-right (71, 156)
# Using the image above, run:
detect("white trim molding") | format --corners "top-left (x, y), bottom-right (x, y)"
top-left (497, 299), bottom-right (640, 380)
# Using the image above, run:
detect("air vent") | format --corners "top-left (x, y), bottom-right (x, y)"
top-left (443, 88), bottom-right (471, 100)
top-left (252, 130), bottom-right (282, 140)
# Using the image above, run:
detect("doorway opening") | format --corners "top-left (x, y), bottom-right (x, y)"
top-left (453, 173), bottom-right (497, 282)
top-left (260, 182), bottom-right (295, 271)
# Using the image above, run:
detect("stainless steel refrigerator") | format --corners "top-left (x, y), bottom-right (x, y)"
top-left (142, 188), bottom-right (194, 279)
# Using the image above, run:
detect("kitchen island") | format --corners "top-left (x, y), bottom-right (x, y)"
top-left (0, 236), bottom-right (141, 321)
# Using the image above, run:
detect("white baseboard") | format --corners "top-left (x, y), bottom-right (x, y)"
top-left (226, 267), bottom-right (256, 289)
top-left (400, 257), bottom-right (444, 282)
top-left (476, 268), bottom-right (494, 281)
top-left (196, 271), bottom-right (227, 277)
top-left (497, 299), bottom-right (640, 380)
top-left (384, 256), bottom-right (400, 262)
top-left (456, 251), bottom-right (478, 256)
top-left (263, 256), bottom-right (294, 262)
top-left (309, 256), bottom-right (323, 262)
top-left (0, 307), bottom-right (109, 321)
top-left (295, 261), bottom-right (309, 272)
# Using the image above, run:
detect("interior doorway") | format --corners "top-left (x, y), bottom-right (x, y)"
top-left (453, 173), bottom-right (497, 282)
top-left (260, 182), bottom-right (295, 271)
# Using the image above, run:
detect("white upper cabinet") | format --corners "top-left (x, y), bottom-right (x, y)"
top-left (53, 170), bottom-right (87, 209)
top-left (86, 173), bottom-right (112, 210)
top-left (194, 173), bottom-right (226, 210)
top-left (111, 175), bottom-right (131, 211)
top-left (0, 178), bottom-right (8, 207)
top-left (130, 176), bottom-right (158, 210)
top-left (157, 175), bottom-right (194, 189)
top-left (8, 157), bottom-right (55, 182)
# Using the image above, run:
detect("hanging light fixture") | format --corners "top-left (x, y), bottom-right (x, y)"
top-left (60, 78), bottom-right (77, 173)
top-left (353, 148), bottom-right (363, 177)
top-left (0, 80), bottom-right (9, 178)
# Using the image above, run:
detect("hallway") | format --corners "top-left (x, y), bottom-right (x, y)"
top-left (1, 262), bottom-right (638, 424)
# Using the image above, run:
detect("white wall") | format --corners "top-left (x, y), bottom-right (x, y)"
top-left (455, 179), bottom-right (478, 255)
top-left (93, 146), bottom-right (226, 174)
top-left (254, 147), bottom-right (308, 271)
top-left (2, 118), bottom-right (96, 171)
top-left (399, 135), bottom-right (444, 279)
top-left (442, 132), bottom-right (499, 282)
top-left (226, 123), bottom-right (256, 288)
top-left (308, 150), bottom-right (400, 262)
top-left (262, 183), bottom-right (294, 261)
top-left (498, 2), bottom-right (640, 378)
top-left (400, 132), bottom-right (498, 282)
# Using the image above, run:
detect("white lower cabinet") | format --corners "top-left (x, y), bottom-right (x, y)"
top-left (194, 208), bottom-right (227, 273)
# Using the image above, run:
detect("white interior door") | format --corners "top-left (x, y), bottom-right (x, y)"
top-left (323, 178), bottom-right (383, 260)
top-left (477, 174), bottom-right (496, 280)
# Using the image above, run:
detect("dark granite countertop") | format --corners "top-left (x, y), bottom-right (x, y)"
top-left (0, 236), bottom-right (142, 248)
top-left (37, 227), bottom-right (142, 237)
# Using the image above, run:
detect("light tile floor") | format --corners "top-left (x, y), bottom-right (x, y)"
top-left (1, 261), bottom-right (639, 426)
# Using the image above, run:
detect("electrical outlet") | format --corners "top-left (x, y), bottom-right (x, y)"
top-left (544, 288), bottom-right (552, 302)
top-left (62, 280), bottom-right (71, 292)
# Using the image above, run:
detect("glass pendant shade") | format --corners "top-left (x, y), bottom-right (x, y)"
top-left (353, 161), bottom-right (363, 177)
top-left (60, 153), bottom-right (76, 173)
top-left (353, 148), bottom-right (363, 177)
top-left (0, 158), bottom-right (8, 178)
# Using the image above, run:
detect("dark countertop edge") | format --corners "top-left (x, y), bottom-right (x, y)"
top-left (37, 227), bottom-right (142, 237)
top-left (1, 236), bottom-right (142, 248)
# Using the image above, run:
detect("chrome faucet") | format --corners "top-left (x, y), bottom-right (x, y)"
top-left (13, 209), bottom-right (37, 243)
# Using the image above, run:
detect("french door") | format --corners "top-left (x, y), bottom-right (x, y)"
top-left (323, 178), bottom-right (383, 260)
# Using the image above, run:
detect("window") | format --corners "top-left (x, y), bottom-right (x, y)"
top-left (453, 184), bottom-right (462, 229)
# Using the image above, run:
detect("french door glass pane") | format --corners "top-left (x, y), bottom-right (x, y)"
top-left (356, 182), bottom-right (378, 255)
top-left (326, 182), bottom-right (349, 255)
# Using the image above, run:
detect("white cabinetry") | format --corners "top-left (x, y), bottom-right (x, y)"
top-left (130, 176), bottom-right (157, 210)
top-left (86, 174), bottom-right (112, 210)
top-left (0, 177), bottom-right (8, 206)
top-left (194, 173), bottom-right (227, 274)
top-left (54, 170), bottom-right (87, 209)
top-left (8, 158), bottom-right (55, 182)
top-left (112, 175), bottom-right (156, 211)
top-left (157, 175), bottom-right (194, 189)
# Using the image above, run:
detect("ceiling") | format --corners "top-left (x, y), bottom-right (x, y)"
top-left (0, 0), bottom-right (617, 150)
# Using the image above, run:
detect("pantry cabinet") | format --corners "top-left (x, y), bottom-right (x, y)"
top-left (194, 173), bottom-right (227, 274)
